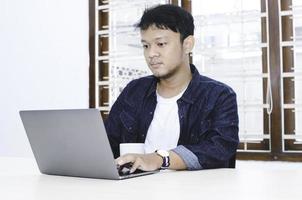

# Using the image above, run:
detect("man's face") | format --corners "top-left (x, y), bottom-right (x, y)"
top-left (140, 26), bottom-right (186, 79)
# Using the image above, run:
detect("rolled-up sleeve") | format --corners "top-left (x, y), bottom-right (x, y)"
top-left (172, 145), bottom-right (202, 170)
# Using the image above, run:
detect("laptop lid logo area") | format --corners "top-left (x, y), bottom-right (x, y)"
top-left (19, 109), bottom-right (157, 180)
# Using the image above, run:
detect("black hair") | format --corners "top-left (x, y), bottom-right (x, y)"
top-left (136, 4), bottom-right (194, 42)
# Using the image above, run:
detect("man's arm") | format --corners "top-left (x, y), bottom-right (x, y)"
top-left (104, 84), bottom-right (129, 158)
top-left (180, 87), bottom-right (239, 169)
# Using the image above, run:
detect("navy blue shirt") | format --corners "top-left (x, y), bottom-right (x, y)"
top-left (105, 64), bottom-right (239, 169)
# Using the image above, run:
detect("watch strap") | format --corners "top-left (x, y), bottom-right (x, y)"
top-left (155, 150), bottom-right (170, 169)
top-left (161, 155), bottom-right (170, 169)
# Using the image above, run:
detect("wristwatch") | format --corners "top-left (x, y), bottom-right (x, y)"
top-left (155, 150), bottom-right (170, 169)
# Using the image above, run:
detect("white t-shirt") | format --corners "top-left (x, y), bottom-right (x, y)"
top-left (144, 89), bottom-right (186, 153)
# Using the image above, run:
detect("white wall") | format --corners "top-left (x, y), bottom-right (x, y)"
top-left (0, 0), bottom-right (89, 157)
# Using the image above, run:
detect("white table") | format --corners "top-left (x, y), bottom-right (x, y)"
top-left (1, 157), bottom-right (301, 200)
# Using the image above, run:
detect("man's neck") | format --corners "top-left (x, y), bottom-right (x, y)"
top-left (157, 64), bottom-right (192, 98)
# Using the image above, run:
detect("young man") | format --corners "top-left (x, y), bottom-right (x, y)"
top-left (105, 4), bottom-right (239, 173)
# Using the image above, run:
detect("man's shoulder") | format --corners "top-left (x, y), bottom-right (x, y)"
top-left (197, 74), bottom-right (235, 95)
top-left (119, 75), bottom-right (156, 103)
top-left (187, 74), bottom-right (237, 112)
top-left (128, 75), bottom-right (154, 85)
top-left (124, 75), bottom-right (155, 91)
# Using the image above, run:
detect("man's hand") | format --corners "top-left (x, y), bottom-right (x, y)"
top-left (115, 153), bottom-right (163, 173)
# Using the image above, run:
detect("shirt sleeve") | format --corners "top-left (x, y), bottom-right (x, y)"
top-left (182, 87), bottom-right (239, 169)
top-left (171, 145), bottom-right (202, 170)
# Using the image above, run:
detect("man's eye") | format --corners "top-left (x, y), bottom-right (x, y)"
top-left (142, 44), bottom-right (149, 49)
top-left (157, 42), bottom-right (166, 47)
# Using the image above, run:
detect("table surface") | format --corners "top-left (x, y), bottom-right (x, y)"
top-left (1, 157), bottom-right (302, 200)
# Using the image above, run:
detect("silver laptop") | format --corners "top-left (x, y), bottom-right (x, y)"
top-left (19, 109), bottom-right (158, 180)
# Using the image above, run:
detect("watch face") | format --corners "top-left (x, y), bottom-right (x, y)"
top-left (157, 150), bottom-right (169, 157)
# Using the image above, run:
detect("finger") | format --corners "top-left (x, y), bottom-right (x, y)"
top-left (115, 156), bottom-right (124, 166)
top-left (130, 158), bottom-right (142, 173)
top-left (115, 154), bottom-right (136, 166)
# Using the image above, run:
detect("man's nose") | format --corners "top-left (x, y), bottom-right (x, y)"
top-left (148, 46), bottom-right (159, 59)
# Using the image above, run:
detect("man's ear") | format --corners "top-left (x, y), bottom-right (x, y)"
top-left (183, 35), bottom-right (195, 54)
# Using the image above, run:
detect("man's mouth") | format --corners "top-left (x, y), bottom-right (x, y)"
top-left (150, 62), bottom-right (162, 67)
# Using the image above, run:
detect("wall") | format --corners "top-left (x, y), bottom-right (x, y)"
top-left (0, 0), bottom-right (89, 157)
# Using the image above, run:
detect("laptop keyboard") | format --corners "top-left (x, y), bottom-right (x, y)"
top-left (117, 163), bottom-right (146, 176)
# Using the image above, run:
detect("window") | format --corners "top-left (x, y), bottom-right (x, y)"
top-left (280, 0), bottom-right (302, 152)
top-left (191, 0), bottom-right (270, 153)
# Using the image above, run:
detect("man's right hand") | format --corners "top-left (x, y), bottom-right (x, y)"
top-left (115, 153), bottom-right (163, 173)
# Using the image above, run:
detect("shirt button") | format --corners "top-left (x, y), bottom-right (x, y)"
top-left (150, 111), bottom-right (153, 115)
